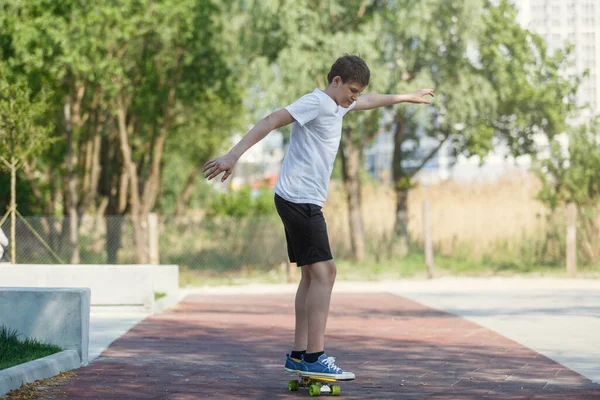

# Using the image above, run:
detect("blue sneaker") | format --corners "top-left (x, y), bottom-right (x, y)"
top-left (284, 353), bottom-right (303, 373)
top-left (298, 354), bottom-right (355, 380)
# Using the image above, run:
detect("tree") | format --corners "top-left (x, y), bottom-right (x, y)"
top-left (339, 109), bottom-right (383, 261)
top-left (536, 117), bottom-right (600, 263)
top-left (166, 92), bottom-right (241, 216)
top-left (0, 65), bottom-right (53, 262)
top-left (477, 0), bottom-right (579, 156)
top-left (107, 0), bottom-right (241, 263)
top-left (376, 0), bottom-right (578, 254)
top-left (238, 0), bottom-right (383, 260)
top-left (1, 0), bottom-right (242, 263)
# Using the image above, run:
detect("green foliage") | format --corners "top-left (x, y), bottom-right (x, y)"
top-left (0, 170), bottom-right (40, 215)
top-left (477, 0), bottom-right (579, 156)
top-left (534, 117), bottom-right (600, 265)
top-left (0, 0), bottom-right (594, 278)
top-left (378, 0), bottom-right (495, 161)
top-left (238, 0), bottom-right (384, 134)
top-left (0, 0), bottom-right (244, 218)
top-left (207, 186), bottom-right (276, 217)
top-left (535, 117), bottom-right (600, 209)
top-left (0, 65), bottom-right (53, 165)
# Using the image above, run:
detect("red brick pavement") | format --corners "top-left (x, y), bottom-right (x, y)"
top-left (34, 292), bottom-right (600, 399)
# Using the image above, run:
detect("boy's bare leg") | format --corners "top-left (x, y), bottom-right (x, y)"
top-left (293, 266), bottom-right (311, 351)
top-left (305, 259), bottom-right (337, 353)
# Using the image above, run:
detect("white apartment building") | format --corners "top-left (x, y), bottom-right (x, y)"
top-left (513, 0), bottom-right (600, 114)
top-left (365, 1), bottom-right (599, 184)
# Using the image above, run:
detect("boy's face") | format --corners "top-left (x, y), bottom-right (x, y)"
top-left (331, 76), bottom-right (365, 107)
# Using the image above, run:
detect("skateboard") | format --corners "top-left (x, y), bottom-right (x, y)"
top-left (288, 372), bottom-right (354, 397)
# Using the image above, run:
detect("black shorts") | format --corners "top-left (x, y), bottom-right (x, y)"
top-left (274, 194), bottom-right (333, 267)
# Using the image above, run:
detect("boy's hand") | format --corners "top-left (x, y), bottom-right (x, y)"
top-left (203, 153), bottom-right (237, 182)
top-left (408, 89), bottom-right (434, 104)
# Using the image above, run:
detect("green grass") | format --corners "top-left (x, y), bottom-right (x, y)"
top-left (348, 252), bottom-right (600, 279)
top-left (335, 253), bottom-right (500, 280)
top-left (180, 266), bottom-right (290, 287)
top-left (352, 253), bottom-right (599, 279)
top-left (154, 292), bottom-right (167, 301)
top-left (0, 326), bottom-right (63, 370)
top-left (179, 252), bottom-right (600, 287)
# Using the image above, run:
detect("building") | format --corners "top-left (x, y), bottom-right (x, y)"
top-left (513, 0), bottom-right (600, 114)
top-left (365, 0), bottom-right (599, 184)
top-left (364, 130), bottom-right (455, 185)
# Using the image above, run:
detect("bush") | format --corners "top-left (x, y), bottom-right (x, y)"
top-left (207, 186), bottom-right (276, 217)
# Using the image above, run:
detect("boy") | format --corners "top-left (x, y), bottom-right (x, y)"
top-left (203, 55), bottom-right (433, 379)
top-left (0, 227), bottom-right (9, 262)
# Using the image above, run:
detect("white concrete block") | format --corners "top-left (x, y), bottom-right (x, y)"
top-left (0, 288), bottom-right (90, 365)
top-left (151, 265), bottom-right (179, 297)
top-left (0, 265), bottom-right (179, 312)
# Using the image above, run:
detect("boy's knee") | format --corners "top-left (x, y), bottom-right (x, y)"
top-left (308, 259), bottom-right (336, 284)
top-left (327, 260), bottom-right (337, 281)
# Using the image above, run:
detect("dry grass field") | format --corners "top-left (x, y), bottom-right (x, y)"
top-left (324, 172), bottom-right (553, 261)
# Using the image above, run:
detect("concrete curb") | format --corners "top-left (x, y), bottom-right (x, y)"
top-left (0, 350), bottom-right (80, 396)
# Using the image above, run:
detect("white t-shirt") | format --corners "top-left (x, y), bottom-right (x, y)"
top-left (0, 228), bottom-right (7, 261)
top-left (275, 89), bottom-right (355, 206)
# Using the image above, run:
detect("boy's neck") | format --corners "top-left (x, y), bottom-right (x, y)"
top-left (323, 86), bottom-right (339, 105)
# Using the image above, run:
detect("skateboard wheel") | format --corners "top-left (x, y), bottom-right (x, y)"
top-left (288, 380), bottom-right (299, 391)
top-left (331, 384), bottom-right (341, 396)
top-left (309, 383), bottom-right (321, 396)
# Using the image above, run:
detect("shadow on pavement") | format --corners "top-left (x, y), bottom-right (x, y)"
top-left (35, 293), bottom-right (600, 400)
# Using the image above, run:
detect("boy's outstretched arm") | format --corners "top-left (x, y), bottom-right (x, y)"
top-left (203, 109), bottom-right (295, 182)
top-left (353, 89), bottom-right (434, 111)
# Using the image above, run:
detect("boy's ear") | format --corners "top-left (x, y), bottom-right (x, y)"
top-left (332, 76), bottom-right (342, 87)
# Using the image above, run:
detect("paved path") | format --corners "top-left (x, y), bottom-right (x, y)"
top-left (88, 312), bottom-right (149, 362)
top-left (33, 283), bottom-right (600, 399)
top-left (394, 277), bottom-right (600, 384)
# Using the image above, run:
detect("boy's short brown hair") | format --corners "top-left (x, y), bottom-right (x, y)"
top-left (327, 55), bottom-right (370, 86)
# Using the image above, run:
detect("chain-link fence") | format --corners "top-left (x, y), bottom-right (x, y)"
top-left (2, 175), bottom-right (599, 273)
top-left (0, 215), bottom-right (292, 272)
top-left (5, 210), bottom-right (598, 270)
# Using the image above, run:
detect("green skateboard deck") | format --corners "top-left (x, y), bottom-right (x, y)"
top-left (287, 371), bottom-right (354, 397)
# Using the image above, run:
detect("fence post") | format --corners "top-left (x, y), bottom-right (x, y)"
top-left (281, 261), bottom-right (298, 283)
top-left (423, 201), bottom-right (435, 279)
top-left (566, 202), bottom-right (577, 276)
top-left (148, 213), bottom-right (160, 265)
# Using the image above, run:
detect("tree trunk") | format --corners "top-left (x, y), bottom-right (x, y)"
top-left (141, 85), bottom-right (176, 215)
top-left (64, 89), bottom-right (80, 264)
top-left (393, 188), bottom-right (410, 255)
top-left (92, 197), bottom-right (109, 254)
top-left (101, 142), bottom-right (127, 264)
top-left (105, 215), bottom-right (123, 264)
top-left (79, 100), bottom-right (103, 216)
top-left (106, 168), bottom-right (129, 264)
top-left (116, 50), bottom-right (181, 263)
top-left (136, 84), bottom-right (176, 261)
top-left (21, 162), bottom-right (47, 213)
top-left (117, 95), bottom-right (148, 264)
top-left (48, 166), bottom-right (60, 251)
top-left (340, 128), bottom-right (365, 261)
top-left (10, 158), bottom-right (16, 263)
top-left (175, 167), bottom-right (200, 217)
top-left (392, 113), bottom-right (410, 256)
